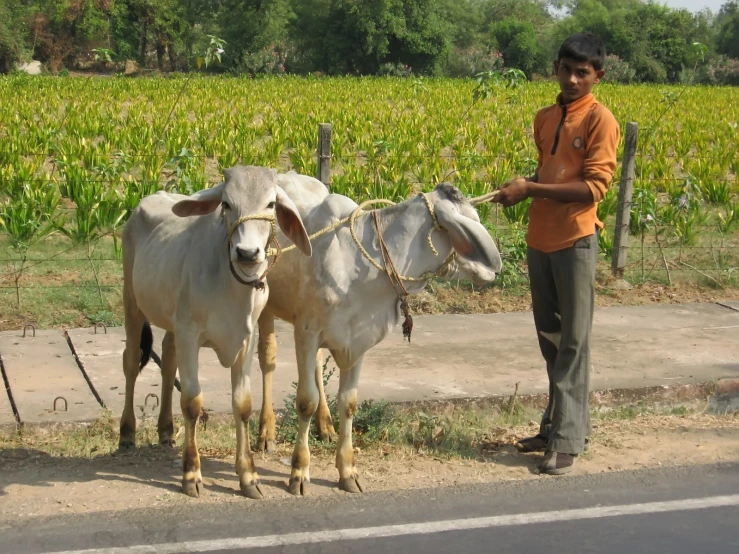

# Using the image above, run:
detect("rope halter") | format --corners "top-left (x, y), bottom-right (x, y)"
top-left (224, 211), bottom-right (281, 290)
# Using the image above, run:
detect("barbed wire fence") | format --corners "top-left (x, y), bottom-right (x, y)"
top-left (610, 122), bottom-right (738, 289)
top-left (1, 121), bottom-right (737, 322)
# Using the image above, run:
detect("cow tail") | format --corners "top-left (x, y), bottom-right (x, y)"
top-left (139, 319), bottom-right (153, 371)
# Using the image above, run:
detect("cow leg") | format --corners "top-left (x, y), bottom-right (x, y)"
top-left (119, 284), bottom-right (145, 449)
top-left (288, 330), bottom-right (320, 496)
top-left (157, 331), bottom-right (177, 447)
top-left (232, 336), bottom-right (263, 499)
top-left (176, 334), bottom-right (203, 498)
top-left (314, 348), bottom-right (337, 442)
top-left (257, 312), bottom-right (277, 453)
top-left (335, 356), bottom-right (364, 494)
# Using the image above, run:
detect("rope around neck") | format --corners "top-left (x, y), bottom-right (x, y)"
top-left (231, 188), bottom-right (499, 288)
top-left (276, 194), bottom-right (452, 283)
top-left (220, 188), bottom-right (499, 290)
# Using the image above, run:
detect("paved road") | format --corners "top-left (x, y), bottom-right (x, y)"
top-left (3, 462), bottom-right (738, 554)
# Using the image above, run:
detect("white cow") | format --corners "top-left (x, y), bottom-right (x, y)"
top-left (119, 165), bottom-right (311, 499)
top-left (256, 173), bottom-right (502, 495)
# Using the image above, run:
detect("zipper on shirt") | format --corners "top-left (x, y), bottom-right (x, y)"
top-left (550, 104), bottom-right (567, 155)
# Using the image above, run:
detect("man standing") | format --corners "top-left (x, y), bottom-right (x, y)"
top-left (493, 32), bottom-right (620, 475)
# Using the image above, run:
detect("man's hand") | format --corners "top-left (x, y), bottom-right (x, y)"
top-left (493, 177), bottom-right (530, 208)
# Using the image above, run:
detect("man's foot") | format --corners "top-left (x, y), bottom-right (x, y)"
top-left (516, 435), bottom-right (590, 453)
top-left (516, 434), bottom-right (548, 453)
top-left (538, 451), bottom-right (577, 475)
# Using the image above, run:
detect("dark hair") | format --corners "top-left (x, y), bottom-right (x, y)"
top-left (558, 33), bottom-right (606, 71)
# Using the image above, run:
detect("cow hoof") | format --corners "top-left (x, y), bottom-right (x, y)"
top-left (317, 426), bottom-right (337, 443)
top-left (257, 438), bottom-right (277, 453)
top-left (240, 482), bottom-right (265, 500)
top-left (118, 438), bottom-right (135, 450)
top-left (160, 438), bottom-right (176, 449)
top-left (288, 476), bottom-right (310, 496)
top-left (339, 476), bottom-right (364, 494)
top-left (315, 413), bottom-right (336, 442)
top-left (182, 478), bottom-right (202, 498)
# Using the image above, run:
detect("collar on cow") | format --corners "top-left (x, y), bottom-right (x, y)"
top-left (224, 212), bottom-right (281, 290)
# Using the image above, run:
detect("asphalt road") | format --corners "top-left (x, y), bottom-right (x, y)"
top-left (2, 462), bottom-right (738, 554)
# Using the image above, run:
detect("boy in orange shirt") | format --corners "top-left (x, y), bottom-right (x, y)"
top-left (493, 32), bottom-right (620, 475)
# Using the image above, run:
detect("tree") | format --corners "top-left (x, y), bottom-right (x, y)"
top-left (551, 0), bottom-right (717, 83)
top-left (438, 0), bottom-right (485, 49)
top-left (0, 0), bottom-right (24, 73)
top-left (111, 0), bottom-right (189, 70)
top-left (287, 0), bottom-right (331, 72)
top-left (219, 0), bottom-right (294, 72)
top-left (481, 0), bottom-right (554, 32)
top-left (491, 17), bottom-right (548, 77)
top-left (716, 1), bottom-right (739, 58)
top-left (26, 0), bottom-right (112, 72)
top-left (323, 0), bottom-right (449, 75)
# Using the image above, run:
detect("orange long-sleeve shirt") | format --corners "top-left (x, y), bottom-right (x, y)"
top-left (527, 92), bottom-right (620, 253)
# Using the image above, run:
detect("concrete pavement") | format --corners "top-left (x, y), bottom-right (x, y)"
top-left (1, 302), bottom-right (738, 426)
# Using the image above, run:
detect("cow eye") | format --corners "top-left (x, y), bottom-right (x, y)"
top-left (267, 201), bottom-right (276, 209)
top-left (221, 201), bottom-right (230, 211)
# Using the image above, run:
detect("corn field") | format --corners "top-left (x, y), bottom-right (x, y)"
top-left (0, 74), bottom-right (737, 324)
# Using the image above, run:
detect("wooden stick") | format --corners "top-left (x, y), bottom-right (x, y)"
top-left (678, 261), bottom-right (724, 289)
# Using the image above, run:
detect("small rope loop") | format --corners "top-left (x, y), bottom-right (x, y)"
top-left (227, 213), bottom-right (277, 244)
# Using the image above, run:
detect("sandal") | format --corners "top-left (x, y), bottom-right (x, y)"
top-left (516, 435), bottom-right (590, 453)
top-left (516, 434), bottom-right (548, 453)
top-left (539, 451), bottom-right (577, 475)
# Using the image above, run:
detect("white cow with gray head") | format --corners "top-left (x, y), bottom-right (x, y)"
top-left (253, 172), bottom-right (502, 495)
top-left (119, 165), bottom-right (311, 499)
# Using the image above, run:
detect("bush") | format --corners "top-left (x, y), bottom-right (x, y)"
top-left (445, 47), bottom-right (504, 78)
top-left (631, 53), bottom-right (668, 83)
top-left (377, 62), bottom-right (413, 78)
top-left (695, 55), bottom-right (739, 86)
top-left (602, 54), bottom-right (636, 84)
top-left (236, 45), bottom-right (286, 76)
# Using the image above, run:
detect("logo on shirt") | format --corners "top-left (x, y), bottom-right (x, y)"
top-left (572, 136), bottom-right (584, 149)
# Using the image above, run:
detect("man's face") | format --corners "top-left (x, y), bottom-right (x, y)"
top-left (554, 57), bottom-right (605, 103)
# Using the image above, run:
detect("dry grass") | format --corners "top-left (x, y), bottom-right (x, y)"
top-left (1, 398), bottom-right (734, 463)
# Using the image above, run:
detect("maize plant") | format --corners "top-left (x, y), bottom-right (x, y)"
top-left (0, 75), bottom-right (736, 270)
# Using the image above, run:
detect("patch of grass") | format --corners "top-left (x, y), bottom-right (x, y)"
top-left (1, 411), bottom-right (122, 459)
top-left (592, 401), bottom-right (698, 422)
top-left (0, 397), bottom-right (728, 462)
top-left (0, 235), bottom-right (124, 329)
top-left (382, 403), bottom-right (540, 459)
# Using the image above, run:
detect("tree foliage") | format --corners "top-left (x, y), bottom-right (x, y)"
top-left (4, 0), bottom-right (738, 83)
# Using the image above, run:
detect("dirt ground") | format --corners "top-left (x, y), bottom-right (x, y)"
top-left (1, 412), bottom-right (736, 520)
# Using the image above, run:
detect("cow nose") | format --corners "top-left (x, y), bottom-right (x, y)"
top-left (236, 247), bottom-right (260, 263)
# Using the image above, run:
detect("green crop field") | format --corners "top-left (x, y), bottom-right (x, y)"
top-left (1, 75), bottom-right (738, 328)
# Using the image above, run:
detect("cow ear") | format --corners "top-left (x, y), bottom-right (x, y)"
top-left (172, 182), bottom-right (225, 217)
top-left (275, 186), bottom-right (312, 256)
top-left (434, 199), bottom-right (502, 273)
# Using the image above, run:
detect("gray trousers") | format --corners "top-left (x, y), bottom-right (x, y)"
top-left (527, 232), bottom-right (597, 455)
